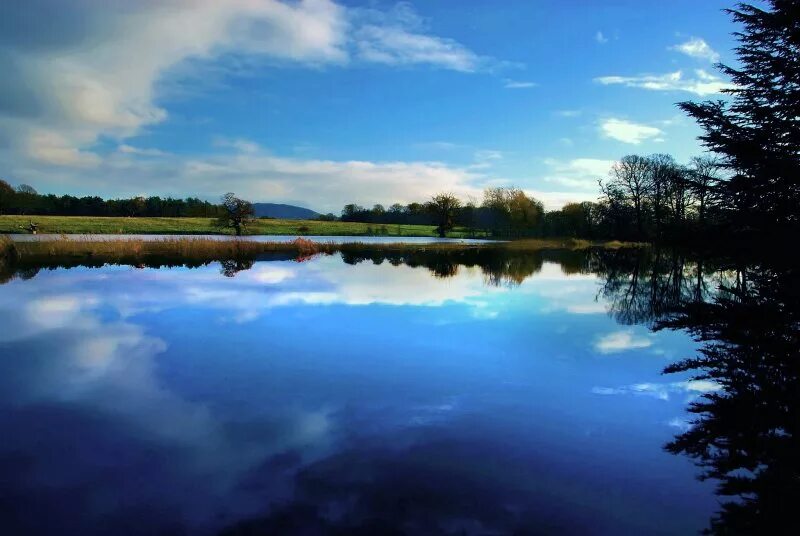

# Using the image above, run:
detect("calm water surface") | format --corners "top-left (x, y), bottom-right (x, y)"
top-left (1, 248), bottom-right (792, 534)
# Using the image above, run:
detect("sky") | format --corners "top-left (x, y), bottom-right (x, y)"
top-left (0, 0), bottom-right (743, 212)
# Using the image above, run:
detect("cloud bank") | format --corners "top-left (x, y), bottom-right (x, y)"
top-left (0, 0), bottom-right (498, 173)
top-left (594, 70), bottom-right (732, 97)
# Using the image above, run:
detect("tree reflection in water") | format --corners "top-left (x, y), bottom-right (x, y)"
top-left (597, 249), bottom-right (799, 534)
top-left (657, 261), bottom-right (798, 534)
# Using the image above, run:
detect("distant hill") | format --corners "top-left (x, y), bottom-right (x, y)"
top-left (252, 203), bottom-right (319, 220)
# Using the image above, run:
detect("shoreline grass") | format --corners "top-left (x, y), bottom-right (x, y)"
top-left (0, 235), bottom-right (645, 285)
top-left (3, 235), bottom-right (642, 264)
top-left (0, 215), bottom-right (478, 238)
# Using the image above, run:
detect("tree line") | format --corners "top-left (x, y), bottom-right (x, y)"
top-left (0, 181), bottom-right (225, 218)
top-left (333, 155), bottom-right (723, 241)
top-left (337, 187), bottom-right (546, 238)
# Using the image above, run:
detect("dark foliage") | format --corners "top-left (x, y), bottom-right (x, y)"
top-left (217, 193), bottom-right (255, 236)
top-left (679, 0), bottom-right (800, 236)
top-left (0, 185), bottom-right (224, 218)
top-left (598, 246), bottom-right (800, 534)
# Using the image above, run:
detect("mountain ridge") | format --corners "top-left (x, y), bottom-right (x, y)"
top-left (252, 203), bottom-right (319, 220)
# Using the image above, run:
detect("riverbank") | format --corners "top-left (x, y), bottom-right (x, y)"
top-left (0, 215), bottom-right (471, 237)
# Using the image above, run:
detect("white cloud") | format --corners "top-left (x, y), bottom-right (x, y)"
top-left (118, 145), bottom-right (168, 157)
top-left (670, 37), bottom-right (720, 62)
top-left (668, 417), bottom-right (692, 431)
top-left (474, 149), bottom-right (503, 161)
top-left (681, 380), bottom-right (721, 393)
top-left (355, 24), bottom-right (483, 72)
top-left (518, 265), bottom-right (607, 315)
top-left (415, 141), bottom-right (461, 151)
top-left (595, 31), bottom-right (608, 44)
top-left (594, 70), bottom-right (732, 96)
top-left (525, 189), bottom-right (599, 211)
top-left (470, 149), bottom-right (504, 169)
top-left (24, 130), bottom-right (102, 168)
top-left (183, 149), bottom-right (483, 212)
top-left (351, 2), bottom-right (492, 73)
top-left (503, 79), bottom-right (538, 89)
top-left (567, 303), bottom-right (606, 314)
top-left (594, 329), bottom-right (653, 354)
top-left (592, 379), bottom-right (721, 400)
top-left (24, 295), bottom-right (88, 331)
top-left (599, 118), bottom-right (664, 144)
top-left (250, 265), bottom-right (296, 284)
top-left (15, 140), bottom-right (484, 212)
top-left (542, 157), bottom-right (616, 190)
top-left (30, 121), bottom-right (645, 214)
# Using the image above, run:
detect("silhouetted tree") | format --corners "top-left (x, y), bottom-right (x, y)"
top-left (477, 187), bottom-right (543, 237)
top-left (217, 193), bottom-right (254, 236)
top-left (552, 201), bottom-right (597, 238)
top-left (427, 193), bottom-right (461, 237)
top-left (341, 203), bottom-right (366, 222)
top-left (508, 189), bottom-right (544, 235)
top-left (0, 179), bottom-right (14, 215)
top-left (679, 0), bottom-right (800, 236)
top-left (647, 154), bottom-right (677, 237)
top-left (600, 155), bottom-right (651, 238)
top-left (687, 156), bottom-right (724, 229)
top-left (388, 203), bottom-right (405, 218)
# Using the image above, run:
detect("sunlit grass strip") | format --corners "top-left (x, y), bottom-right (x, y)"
top-left (0, 215), bottom-right (473, 238)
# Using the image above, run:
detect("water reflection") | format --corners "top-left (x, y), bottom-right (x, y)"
top-left (0, 247), bottom-right (795, 534)
top-left (3, 247), bottom-right (590, 288)
top-left (595, 250), bottom-right (799, 534)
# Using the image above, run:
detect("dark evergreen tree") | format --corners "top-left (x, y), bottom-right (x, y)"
top-left (679, 1), bottom-right (800, 235)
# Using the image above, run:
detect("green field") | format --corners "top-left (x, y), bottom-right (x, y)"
top-left (0, 215), bottom-right (479, 238)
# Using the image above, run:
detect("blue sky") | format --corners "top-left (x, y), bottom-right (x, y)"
top-left (0, 0), bottom-right (742, 211)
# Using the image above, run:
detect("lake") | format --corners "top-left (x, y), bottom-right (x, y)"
top-left (0, 247), bottom-right (795, 534)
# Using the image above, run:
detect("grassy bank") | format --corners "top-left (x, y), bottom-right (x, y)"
top-left (0, 215), bottom-right (477, 237)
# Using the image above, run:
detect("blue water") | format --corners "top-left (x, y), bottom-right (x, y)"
top-left (0, 253), bottom-right (717, 534)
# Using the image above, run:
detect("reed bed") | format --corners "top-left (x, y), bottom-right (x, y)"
top-left (0, 235), bottom-right (16, 258)
top-left (3, 235), bottom-right (641, 266)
